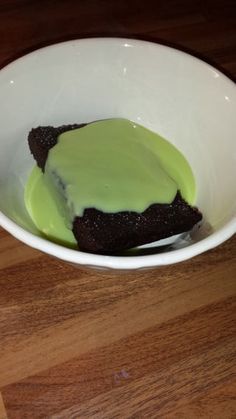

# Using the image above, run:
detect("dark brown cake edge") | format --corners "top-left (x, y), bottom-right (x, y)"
top-left (73, 192), bottom-right (202, 254)
top-left (28, 123), bottom-right (87, 170)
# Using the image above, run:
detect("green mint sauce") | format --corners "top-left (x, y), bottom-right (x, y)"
top-left (25, 119), bottom-right (196, 246)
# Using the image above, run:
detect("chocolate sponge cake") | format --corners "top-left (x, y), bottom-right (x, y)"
top-left (28, 124), bottom-right (202, 254)
top-left (28, 124), bottom-right (87, 170)
top-left (73, 193), bottom-right (201, 254)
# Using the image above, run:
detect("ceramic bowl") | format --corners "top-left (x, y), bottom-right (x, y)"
top-left (0, 38), bottom-right (235, 269)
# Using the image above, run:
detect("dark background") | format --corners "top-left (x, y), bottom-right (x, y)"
top-left (0, 0), bottom-right (236, 80)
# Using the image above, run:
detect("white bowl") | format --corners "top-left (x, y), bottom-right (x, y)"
top-left (0, 38), bottom-right (235, 270)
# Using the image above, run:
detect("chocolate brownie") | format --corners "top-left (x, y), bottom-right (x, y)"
top-left (28, 124), bottom-right (202, 254)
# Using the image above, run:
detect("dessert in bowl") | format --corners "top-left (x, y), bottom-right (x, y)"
top-left (0, 38), bottom-right (235, 269)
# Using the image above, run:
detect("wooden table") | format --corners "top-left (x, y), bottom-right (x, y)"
top-left (0, 1), bottom-right (236, 418)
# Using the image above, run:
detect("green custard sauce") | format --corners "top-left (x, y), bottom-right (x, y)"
top-left (25, 118), bottom-right (196, 247)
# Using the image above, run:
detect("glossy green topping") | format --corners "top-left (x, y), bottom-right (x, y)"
top-left (25, 118), bottom-right (196, 244)
top-left (45, 119), bottom-right (195, 217)
top-left (25, 165), bottom-right (77, 247)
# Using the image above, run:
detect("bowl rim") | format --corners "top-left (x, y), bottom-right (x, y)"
top-left (0, 211), bottom-right (235, 269)
top-left (0, 37), bottom-right (235, 269)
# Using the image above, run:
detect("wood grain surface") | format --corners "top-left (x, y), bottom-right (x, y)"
top-left (0, 0), bottom-right (236, 418)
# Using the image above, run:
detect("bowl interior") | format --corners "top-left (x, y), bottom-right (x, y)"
top-left (0, 38), bottom-right (235, 262)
